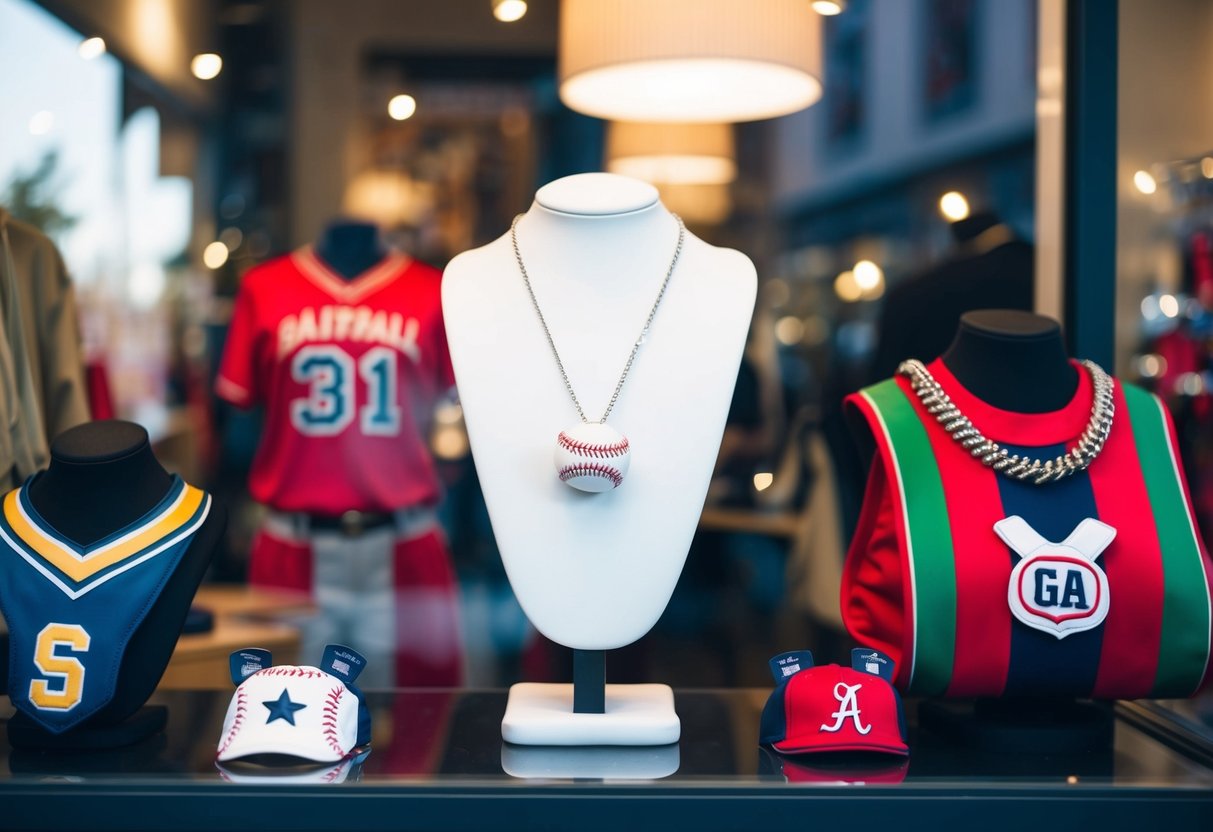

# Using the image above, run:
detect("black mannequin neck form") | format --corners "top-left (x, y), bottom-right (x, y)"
top-left (315, 220), bottom-right (387, 280)
top-left (940, 310), bottom-right (1079, 413)
top-left (27, 421), bottom-right (173, 546)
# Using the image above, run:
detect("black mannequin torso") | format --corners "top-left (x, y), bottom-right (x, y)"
top-left (28, 421), bottom-right (172, 544)
top-left (940, 310), bottom-right (1078, 412)
top-left (7, 420), bottom-right (226, 748)
top-left (315, 220), bottom-right (387, 280)
top-left (849, 310), bottom-right (1079, 470)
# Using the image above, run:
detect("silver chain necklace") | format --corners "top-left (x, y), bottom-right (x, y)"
top-left (896, 358), bottom-right (1115, 485)
top-left (510, 212), bottom-right (685, 493)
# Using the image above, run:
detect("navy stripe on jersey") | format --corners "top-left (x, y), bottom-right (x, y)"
top-left (997, 442), bottom-right (1106, 696)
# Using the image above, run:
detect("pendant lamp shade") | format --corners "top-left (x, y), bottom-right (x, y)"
top-left (559, 0), bottom-right (823, 123)
top-left (657, 182), bottom-right (732, 226)
top-left (606, 122), bottom-right (736, 185)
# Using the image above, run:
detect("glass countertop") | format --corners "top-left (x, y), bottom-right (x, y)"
top-left (1, 689), bottom-right (1210, 830)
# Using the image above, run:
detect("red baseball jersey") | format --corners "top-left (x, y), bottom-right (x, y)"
top-left (215, 248), bottom-right (454, 514)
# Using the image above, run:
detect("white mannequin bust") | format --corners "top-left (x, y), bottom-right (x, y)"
top-left (443, 173), bottom-right (756, 652)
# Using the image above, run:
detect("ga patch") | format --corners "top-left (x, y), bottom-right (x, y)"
top-left (995, 515), bottom-right (1116, 640)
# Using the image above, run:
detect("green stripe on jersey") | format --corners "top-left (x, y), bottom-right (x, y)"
top-left (863, 380), bottom-right (956, 696)
top-left (1122, 384), bottom-right (1211, 696)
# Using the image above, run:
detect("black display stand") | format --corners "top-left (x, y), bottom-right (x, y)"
top-left (573, 649), bottom-right (606, 714)
top-left (4, 421), bottom-right (225, 750)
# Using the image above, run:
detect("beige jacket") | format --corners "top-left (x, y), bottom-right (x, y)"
top-left (0, 208), bottom-right (89, 486)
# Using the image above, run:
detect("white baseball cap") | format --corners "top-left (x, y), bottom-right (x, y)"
top-left (216, 749), bottom-right (371, 784)
top-left (216, 664), bottom-right (361, 763)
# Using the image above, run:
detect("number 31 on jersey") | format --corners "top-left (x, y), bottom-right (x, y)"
top-left (290, 345), bottom-right (402, 437)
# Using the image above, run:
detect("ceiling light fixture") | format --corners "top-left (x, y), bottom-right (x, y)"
top-left (559, 0), bottom-right (822, 123)
top-left (606, 122), bottom-right (736, 185)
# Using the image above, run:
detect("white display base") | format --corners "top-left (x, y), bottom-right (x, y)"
top-left (501, 683), bottom-right (680, 746)
top-left (501, 742), bottom-right (680, 780)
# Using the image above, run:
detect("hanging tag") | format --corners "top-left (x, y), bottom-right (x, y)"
top-left (229, 648), bottom-right (272, 685)
top-left (322, 644), bottom-right (367, 684)
top-left (768, 650), bottom-right (814, 684)
top-left (851, 648), bottom-right (895, 683)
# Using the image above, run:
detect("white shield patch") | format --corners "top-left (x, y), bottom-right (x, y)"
top-left (994, 516), bottom-right (1116, 640)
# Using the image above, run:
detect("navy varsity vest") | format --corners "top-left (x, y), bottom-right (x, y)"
top-left (0, 476), bottom-right (211, 733)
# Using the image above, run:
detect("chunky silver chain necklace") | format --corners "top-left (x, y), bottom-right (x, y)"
top-left (896, 358), bottom-right (1115, 485)
top-left (511, 213), bottom-right (685, 493)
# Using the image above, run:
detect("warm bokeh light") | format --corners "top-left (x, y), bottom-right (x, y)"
top-left (834, 270), bottom-right (862, 302)
top-left (1158, 293), bottom-right (1179, 318)
top-left (939, 190), bottom-right (970, 221)
top-left (388, 94), bottom-right (417, 121)
top-left (1177, 372), bottom-right (1205, 396)
top-left (753, 472), bottom-right (774, 492)
top-left (492, 0), bottom-right (528, 22)
top-left (78, 37), bottom-right (106, 60)
top-left (191, 53), bottom-right (223, 80)
top-left (432, 425), bottom-right (471, 460)
top-left (203, 241), bottom-right (230, 269)
top-left (1134, 354), bottom-right (1166, 379)
top-left (1140, 295), bottom-right (1161, 320)
top-left (853, 259), bottom-right (883, 291)
top-left (1133, 169), bottom-right (1157, 195)
top-left (1202, 157), bottom-right (1213, 179)
top-left (27, 110), bottom-right (54, 135)
top-left (810, 1), bottom-right (846, 15)
top-left (774, 316), bottom-right (806, 346)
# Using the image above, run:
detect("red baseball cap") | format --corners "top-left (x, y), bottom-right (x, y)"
top-left (760, 648), bottom-right (909, 757)
top-left (759, 747), bottom-right (910, 784)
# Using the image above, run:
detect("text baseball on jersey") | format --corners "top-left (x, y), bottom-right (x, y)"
top-left (277, 305), bottom-right (421, 364)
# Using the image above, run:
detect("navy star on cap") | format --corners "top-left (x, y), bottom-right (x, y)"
top-left (263, 689), bottom-right (307, 725)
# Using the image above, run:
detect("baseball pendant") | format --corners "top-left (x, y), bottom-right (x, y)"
top-left (554, 422), bottom-right (631, 493)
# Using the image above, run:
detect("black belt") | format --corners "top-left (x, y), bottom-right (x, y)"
top-left (306, 510), bottom-right (396, 537)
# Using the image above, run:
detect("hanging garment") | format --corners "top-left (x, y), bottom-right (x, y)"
top-left (2, 210), bottom-right (90, 440)
top-left (0, 210), bottom-right (50, 486)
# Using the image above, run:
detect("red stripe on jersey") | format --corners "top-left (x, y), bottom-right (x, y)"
top-left (1088, 383), bottom-right (1163, 698)
top-left (928, 419), bottom-right (1012, 697)
top-left (841, 393), bottom-right (914, 689)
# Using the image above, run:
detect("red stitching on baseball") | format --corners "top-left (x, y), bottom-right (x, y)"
top-left (217, 687), bottom-right (248, 757)
top-left (558, 462), bottom-right (623, 488)
top-left (253, 667), bottom-right (327, 679)
top-left (558, 432), bottom-right (630, 459)
top-left (320, 685), bottom-right (347, 758)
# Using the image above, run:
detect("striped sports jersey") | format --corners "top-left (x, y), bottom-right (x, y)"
top-left (843, 359), bottom-right (1213, 699)
top-left (0, 476), bottom-right (211, 733)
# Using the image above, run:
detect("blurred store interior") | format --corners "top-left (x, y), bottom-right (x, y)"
top-left (1, 0), bottom-right (1211, 690)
